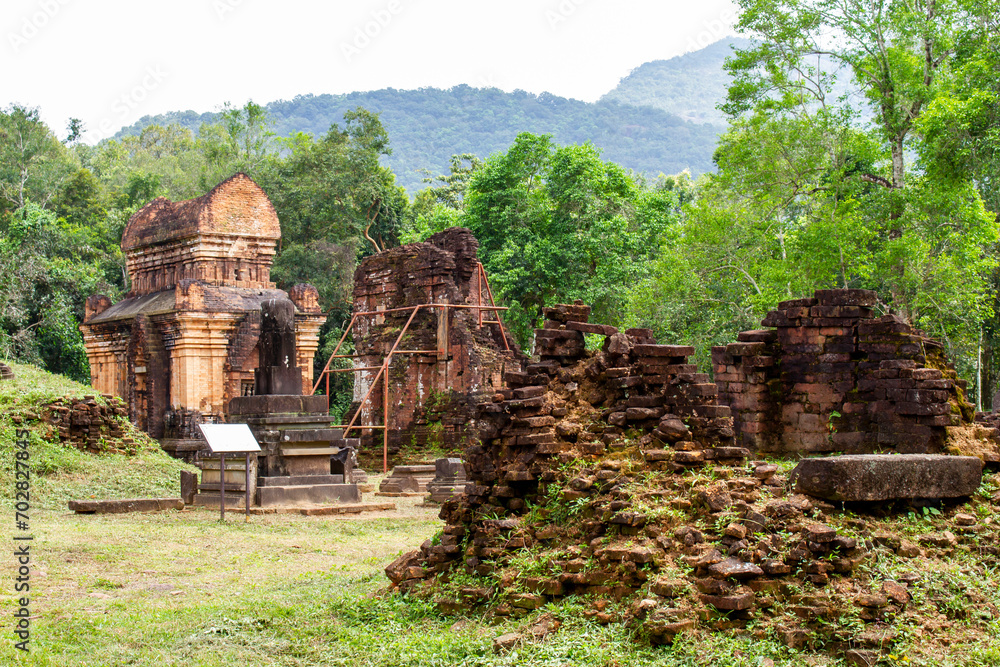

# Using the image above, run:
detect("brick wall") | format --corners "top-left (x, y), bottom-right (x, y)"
top-left (714, 289), bottom-right (974, 455)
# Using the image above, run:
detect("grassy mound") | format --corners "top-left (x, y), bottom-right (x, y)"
top-left (0, 361), bottom-right (196, 509)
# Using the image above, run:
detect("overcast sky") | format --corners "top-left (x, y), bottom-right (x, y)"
top-left (1, 0), bottom-right (738, 142)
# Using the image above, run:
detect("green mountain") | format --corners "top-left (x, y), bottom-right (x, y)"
top-left (601, 37), bottom-right (752, 125)
top-left (113, 40), bottom-right (786, 193)
top-left (114, 89), bottom-right (723, 194)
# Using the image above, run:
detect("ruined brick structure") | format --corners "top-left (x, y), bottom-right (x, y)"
top-left (389, 305), bottom-right (784, 612)
top-left (350, 228), bottom-right (524, 455)
top-left (410, 302), bottom-right (747, 572)
top-left (386, 290), bottom-right (997, 658)
top-left (44, 395), bottom-right (137, 454)
top-left (713, 289), bottom-right (975, 455)
top-left (79, 174), bottom-right (324, 452)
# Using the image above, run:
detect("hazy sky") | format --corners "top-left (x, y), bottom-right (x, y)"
top-left (1, 0), bottom-right (739, 142)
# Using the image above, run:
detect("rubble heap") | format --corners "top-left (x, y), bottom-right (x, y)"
top-left (395, 453), bottom-right (996, 659)
top-left (384, 295), bottom-right (997, 662)
top-left (391, 302), bottom-right (751, 588)
top-left (714, 289), bottom-right (975, 455)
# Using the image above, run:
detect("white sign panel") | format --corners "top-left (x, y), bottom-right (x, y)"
top-left (198, 423), bottom-right (261, 453)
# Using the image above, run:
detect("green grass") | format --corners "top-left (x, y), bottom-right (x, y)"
top-left (0, 508), bottom-right (840, 667)
top-left (0, 361), bottom-right (195, 509)
top-left (0, 361), bottom-right (102, 412)
top-left (0, 489), bottom-right (997, 666)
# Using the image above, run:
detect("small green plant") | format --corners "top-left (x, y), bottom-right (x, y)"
top-left (826, 410), bottom-right (841, 441)
top-left (906, 505), bottom-right (942, 523)
top-left (507, 547), bottom-right (560, 579)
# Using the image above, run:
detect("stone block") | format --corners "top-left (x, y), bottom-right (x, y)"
top-left (427, 457), bottom-right (469, 503)
top-left (229, 394), bottom-right (328, 416)
top-left (379, 465), bottom-right (437, 494)
top-left (257, 483), bottom-right (360, 506)
top-left (708, 558), bottom-right (764, 580)
top-left (698, 592), bottom-right (755, 611)
top-left (69, 498), bottom-right (184, 514)
top-left (565, 321), bottom-right (618, 336)
top-left (736, 329), bottom-right (777, 343)
top-left (791, 454), bottom-right (983, 501)
top-left (180, 471), bottom-right (197, 505)
top-left (634, 344), bottom-right (695, 358)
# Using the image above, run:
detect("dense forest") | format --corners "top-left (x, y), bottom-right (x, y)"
top-left (112, 86), bottom-right (722, 194)
top-left (2, 4), bottom-right (1000, 412)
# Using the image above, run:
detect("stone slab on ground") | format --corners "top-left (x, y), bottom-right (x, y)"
top-left (248, 501), bottom-right (396, 516)
top-left (256, 483), bottom-right (360, 506)
top-left (69, 498), bottom-right (184, 514)
top-left (791, 454), bottom-right (983, 502)
top-left (378, 464), bottom-right (437, 494)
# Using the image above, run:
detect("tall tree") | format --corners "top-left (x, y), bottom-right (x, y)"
top-left (199, 100), bottom-right (277, 189)
top-left (84, 123), bottom-right (204, 203)
top-left (268, 108), bottom-right (407, 260)
top-left (663, 0), bottom-right (1000, 400)
top-left (405, 154), bottom-right (483, 243)
top-left (724, 0), bottom-right (981, 190)
top-left (915, 1), bottom-right (1000, 213)
top-left (0, 105), bottom-right (75, 214)
top-left (464, 133), bottom-right (679, 347)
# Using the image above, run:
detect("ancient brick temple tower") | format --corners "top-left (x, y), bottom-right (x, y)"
top-left (347, 228), bottom-right (526, 456)
top-left (80, 174), bottom-right (324, 455)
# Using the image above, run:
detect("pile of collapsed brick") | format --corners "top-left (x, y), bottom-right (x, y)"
top-left (391, 301), bottom-right (753, 588)
top-left (389, 447), bottom-right (998, 660)
top-left (389, 451), bottom-right (913, 651)
top-left (458, 301), bottom-right (747, 520)
top-left (384, 290), bottom-right (999, 662)
top-left (44, 395), bottom-right (138, 454)
top-left (382, 295), bottom-right (1000, 664)
top-left (714, 289), bottom-right (975, 455)
top-left (0, 362), bottom-right (14, 380)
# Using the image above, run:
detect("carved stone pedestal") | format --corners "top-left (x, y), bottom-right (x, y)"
top-left (227, 394), bottom-right (360, 507)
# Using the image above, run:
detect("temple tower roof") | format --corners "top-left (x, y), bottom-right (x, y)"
top-left (122, 173), bottom-right (280, 251)
top-left (121, 173), bottom-right (281, 296)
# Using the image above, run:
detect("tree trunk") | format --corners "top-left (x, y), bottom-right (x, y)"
top-left (976, 327), bottom-right (983, 412)
top-left (891, 138), bottom-right (905, 189)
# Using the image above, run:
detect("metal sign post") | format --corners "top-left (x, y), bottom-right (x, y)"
top-left (220, 452), bottom-right (225, 521)
top-left (198, 424), bottom-right (261, 523)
